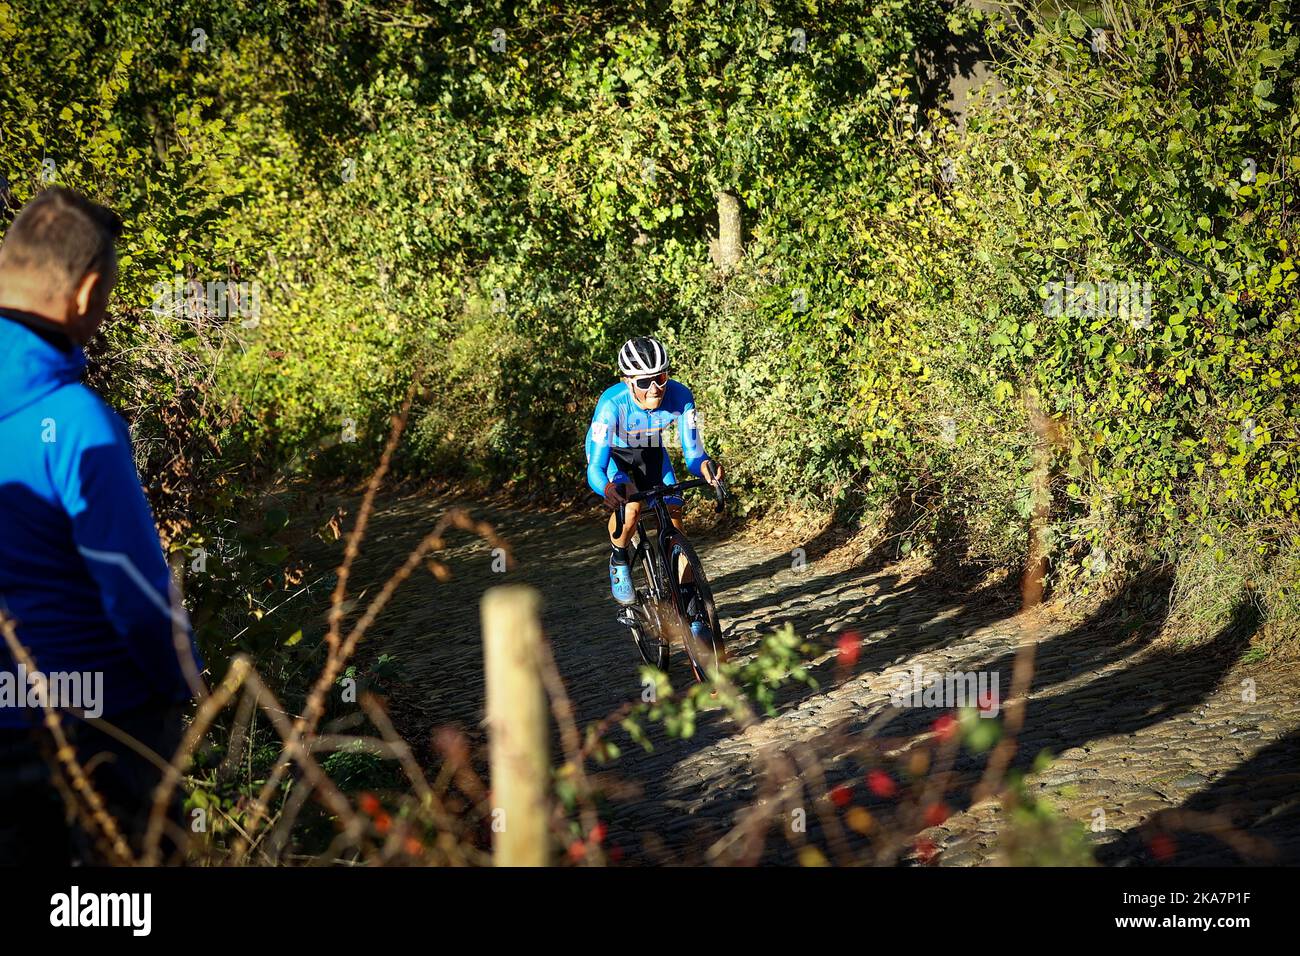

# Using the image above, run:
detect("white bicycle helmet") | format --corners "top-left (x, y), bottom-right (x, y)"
top-left (618, 336), bottom-right (669, 376)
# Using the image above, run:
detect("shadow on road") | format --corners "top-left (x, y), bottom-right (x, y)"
top-left (1096, 725), bottom-right (1300, 865)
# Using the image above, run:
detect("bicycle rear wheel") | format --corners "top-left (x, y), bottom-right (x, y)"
top-left (665, 532), bottom-right (726, 681)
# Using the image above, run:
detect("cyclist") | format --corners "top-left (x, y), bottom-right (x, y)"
top-left (585, 336), bottom-right (724, 632)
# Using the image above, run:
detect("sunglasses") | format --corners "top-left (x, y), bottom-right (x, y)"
top-left (630, 372), bottom-right (668, 391)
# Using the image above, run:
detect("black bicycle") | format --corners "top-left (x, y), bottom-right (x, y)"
top-left (610, 478), bottom-right (729, 682)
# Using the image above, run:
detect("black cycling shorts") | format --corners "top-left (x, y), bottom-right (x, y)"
top-left (609, 444), bottom-right (683, 507)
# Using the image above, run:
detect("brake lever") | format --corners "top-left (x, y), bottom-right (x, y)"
top-left (714, 478), bottom-right (728, 513)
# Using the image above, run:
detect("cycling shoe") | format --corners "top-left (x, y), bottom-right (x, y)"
top-left (609, 556), bottom-right (636, 606)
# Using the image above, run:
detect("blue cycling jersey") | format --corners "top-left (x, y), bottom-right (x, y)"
top-left (585, 380), bottom-right (711, 498)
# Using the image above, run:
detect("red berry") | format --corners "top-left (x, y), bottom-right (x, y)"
top-left (931, 713), bottom-right (958, 743)
top-left (359, 793), bottom-right (380, 816)
top-left (866, 769), bottom-right (897, 799)
top-left (373, 812), bottom-right (391, 835)
top-left (914, 837), bottom-right (938, 864)
top-left (589, 822), bottom-right (607, 845)
top-left (829, 784), bottom-right (853, 808)
top-left (923, 802), bottom-right (950, 827)
top-left (568, 840), bottom-right (586, 862)
top-left (1148, 832), bottom-right (1176, 862)
top-left (836, 631), bottom-right (862, 669)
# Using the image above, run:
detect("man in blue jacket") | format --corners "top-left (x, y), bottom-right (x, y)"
top-left (0, 187), bottom-right (204, 864)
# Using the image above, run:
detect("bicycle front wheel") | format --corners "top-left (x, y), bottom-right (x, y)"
top-left (665, 532), bottom-right (726, 681)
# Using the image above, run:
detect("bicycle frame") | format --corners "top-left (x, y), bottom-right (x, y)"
top-left (614, 477), bottom-right (725, 601)
top-left (628, 493), bottom-right (676, 598)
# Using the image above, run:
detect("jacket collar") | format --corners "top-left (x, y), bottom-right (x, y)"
top-left (0, 309), bottom-right (88, 421)
top-left (0, 307), bottom-right (77, 352)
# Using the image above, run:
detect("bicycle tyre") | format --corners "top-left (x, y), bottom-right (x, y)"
top-left (629, 530), bottom-right (671, 672)
top-left (664, 531), bottom-right (726, 681)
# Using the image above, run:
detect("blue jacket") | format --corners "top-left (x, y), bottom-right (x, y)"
top-left (584, 379), bottom-right (712, 496)
top-left (0, 310), bottom-right (202, 727)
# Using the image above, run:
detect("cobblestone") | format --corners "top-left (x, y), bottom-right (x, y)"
top-left (325, 491), bottom-right (1300, 866)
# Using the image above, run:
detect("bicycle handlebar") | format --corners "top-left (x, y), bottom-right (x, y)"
top-left (611, 478), bottom-right (728, 540)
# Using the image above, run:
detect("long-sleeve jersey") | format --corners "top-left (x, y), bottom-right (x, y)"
top-left (584, 380), bottom-right (711, 496)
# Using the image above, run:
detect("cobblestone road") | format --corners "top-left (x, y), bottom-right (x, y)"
top-left (327, 490), bottom-right (1300, 866)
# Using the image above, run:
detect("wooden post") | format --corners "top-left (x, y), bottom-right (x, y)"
top-left (481, 585), bottom-right (549, 866)
top-left (713, 190), bottom-right (743, 271)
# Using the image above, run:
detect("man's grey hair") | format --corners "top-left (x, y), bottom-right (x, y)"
top-left (0, 186), bottom-right (122, 294)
